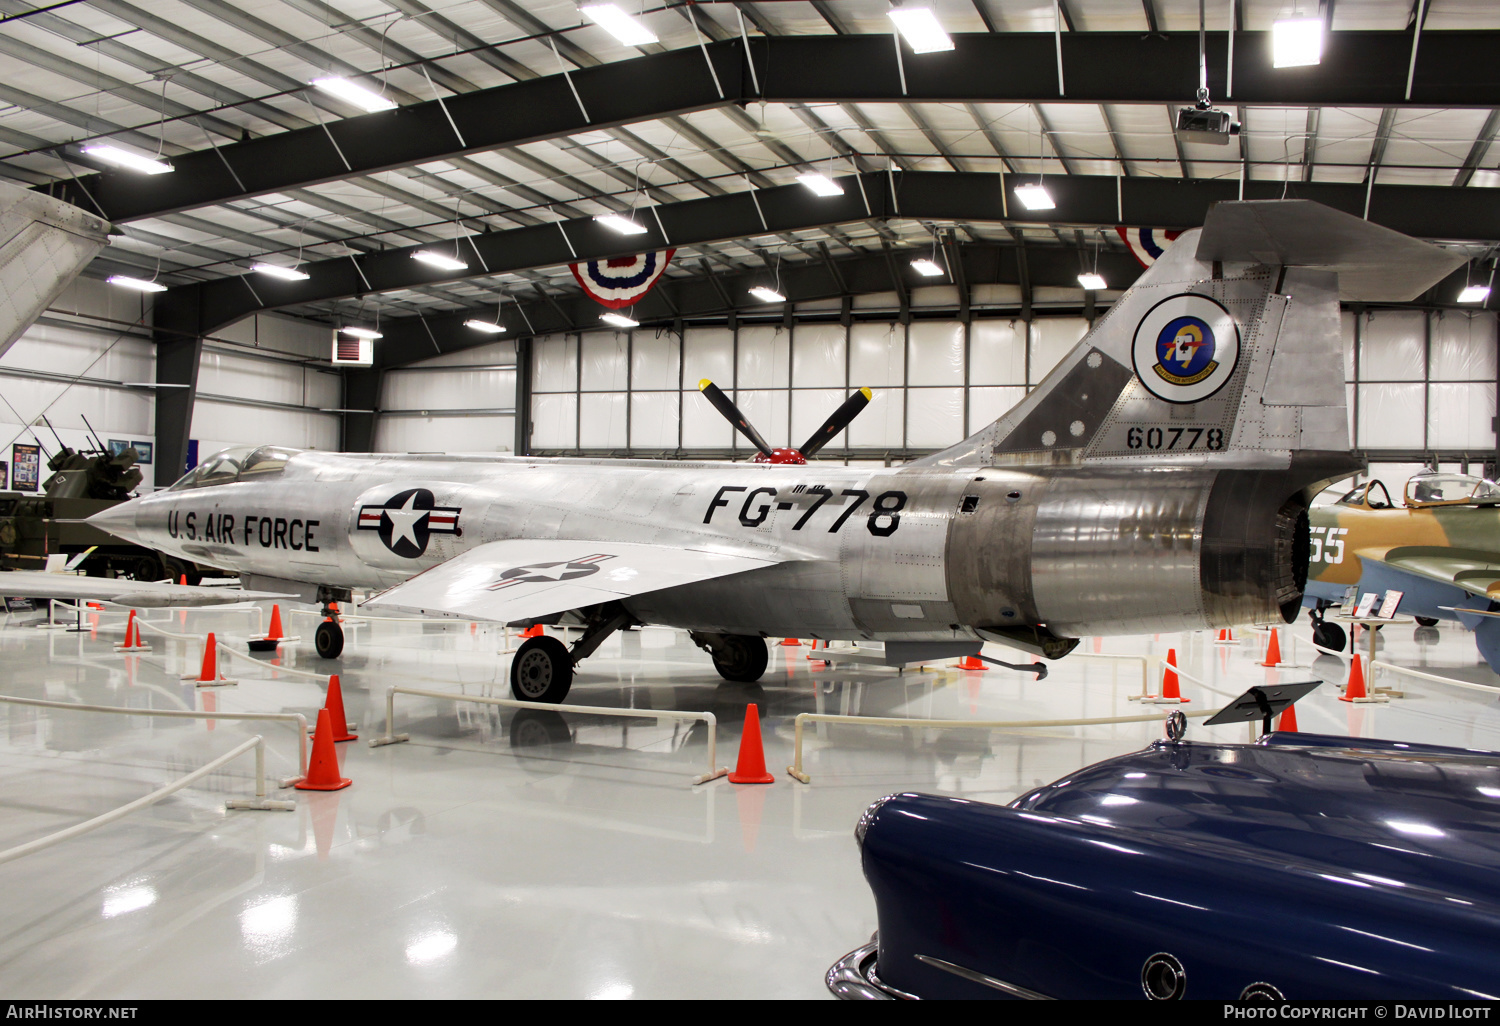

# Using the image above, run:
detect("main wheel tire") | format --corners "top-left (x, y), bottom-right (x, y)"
top-left (510, 636), bottom-right (573, 704)
top-left (1415, 615), bottom-right (1440, 627)
top-left (1312, 621), bottom-right (1346, 652)
top-left (314, 619), bottom-right (344, 659)
top-left (710, 635), bottom-right (769, 683)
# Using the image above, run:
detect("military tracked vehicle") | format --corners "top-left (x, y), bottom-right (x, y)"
top-left (0, 444), bottom-right (217, 582)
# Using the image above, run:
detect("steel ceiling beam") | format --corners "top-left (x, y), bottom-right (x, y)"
top-left (42, 32), bottom-right (1500, 224)
top-left (153, 169), bottom-right (1500, 338)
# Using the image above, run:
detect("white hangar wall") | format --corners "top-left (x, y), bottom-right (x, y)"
top-left (0, 281), bottom-right (343, 493)
top-left (191, 313), bottom-right (342, 465)
top-left (528, 317), bottom-right (1090, 457)
top-left (0, 278), bottom-right (156, 480)
top-left (374, 339), bottom-right (516, 453)
top-left (512, 310), bottom-right (1497, 477)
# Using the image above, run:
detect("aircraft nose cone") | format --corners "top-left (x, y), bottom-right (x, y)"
top-left (86, 502), bottom-right (141, 544)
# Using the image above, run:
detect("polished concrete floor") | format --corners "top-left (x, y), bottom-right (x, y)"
top-left (1, 603), bottom-right (1499, 998)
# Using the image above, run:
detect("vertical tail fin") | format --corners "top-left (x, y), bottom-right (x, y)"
top-left (921, 200), bottom-right (1461, 472)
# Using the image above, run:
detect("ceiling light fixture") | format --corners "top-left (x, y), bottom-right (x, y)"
top-left (251, 263), bottom-right (310, 281)
top-left (1458, 285), bottom-right (1491, 304)
top-left (1272, 17), bottom-right (1324, 68)
top-left (887, 7), bottom-right (954, 54)
top-left (594, 213), bottom-right (648, 235)
top-left (340, 326), bottom-right (383, 339)
top-left (1078, 272), bottom-right (1107, 291)
top-left (311, 76), bottom-right (397, 112)
top-left (580, 4), bottom-right (658, 47)
top-left (796, 173), bottom-right (844, 197)
top-left (412, 250), bottom-right (468, 271)
top-left (107, 275), bottom-right (166, 292)
top-left (910, 258), bottom-right (944, 277)
top-left (80, 144), bottom-right (173, 175)
top-left (750, 286), bottom-right (785, 303)
top-left (464, 319), bottom-right (506, 333)
top-left (1013, 183), bottom-right (1056, 210)
top-left (600, 312), bottom-right (639, 328)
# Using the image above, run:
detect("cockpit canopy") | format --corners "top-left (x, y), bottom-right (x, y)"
top-left (1336, 471), bottom-right (1500, 510)
top-left (167, 445), bottom-right (301, 490)
top-left (1404, 471), bottom-right (1500, 508)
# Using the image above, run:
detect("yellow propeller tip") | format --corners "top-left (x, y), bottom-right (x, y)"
top-left (859, 387), bottom-right (872, 400)
top-left (698, 379), bottom-right (713, 390)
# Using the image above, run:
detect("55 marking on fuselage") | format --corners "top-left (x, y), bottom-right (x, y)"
top-left (166, 509), bottom-right (321, 551)
top-left (704, 485), bottom-right (907, 536)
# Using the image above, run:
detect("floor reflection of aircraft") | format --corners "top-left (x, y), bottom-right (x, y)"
top-left (1305, 470), bottom-right (1500, 670)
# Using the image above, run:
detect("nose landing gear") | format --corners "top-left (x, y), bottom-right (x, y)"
top-left (312, 587), bottom-right (351, 659)
top-left (1308, 602), bottom-right (1346, 652)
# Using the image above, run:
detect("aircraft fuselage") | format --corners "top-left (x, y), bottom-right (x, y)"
top-left (92, 449), bottom-right (1302, 648)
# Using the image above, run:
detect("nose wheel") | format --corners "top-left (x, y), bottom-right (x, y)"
top-left (314, 617), bottom-right (344, 659)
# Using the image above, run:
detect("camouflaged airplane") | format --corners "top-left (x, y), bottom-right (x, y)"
top-left (86, 200), bottom-right (1463, 705)
top-left (1305, 471), bottom-right (1500, 669)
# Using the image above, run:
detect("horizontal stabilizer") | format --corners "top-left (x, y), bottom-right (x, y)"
top-left (1195, 200), bottom-right (1463, 301)
top-left (363, 538), bottom-right (778, 622)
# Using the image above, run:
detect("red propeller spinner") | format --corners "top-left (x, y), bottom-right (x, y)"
top-left (696, 380), bottom-right (873, 464)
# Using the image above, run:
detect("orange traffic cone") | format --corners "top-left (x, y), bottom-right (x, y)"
top-left (115, 609), bottom-right (149, 653)
top-left (1278, 702), bottom-right (1299, 732)
top-left (183, 632), bottom-right (235, 687)
top-left (1340, 654), bottom-right (1367, 702)
top-left (249, 604), bottom-right (297, 652)
top-left (324, 674), bottom-right (357, 742)
top-left (1261, 628), bottom-right (1284, 667)
top-left (727, 704), bottom-right (774, 784)
top-left (954, 655), bottom-right (986, 671)
top-left (520, 624), bottom-right (544, 639)
top-left (1145, 648), bottom-right (1189, 704)
top-left (1216, 628), bottom-right (1237, 644)
top-left (1339, 654), bottom-right (1385, 703)
top-left (179, 574), bottom-right (187, 586)
top-left (781, 637), bottom-right (801, 647)
top-left (296, 709), bottom-right (352, 791)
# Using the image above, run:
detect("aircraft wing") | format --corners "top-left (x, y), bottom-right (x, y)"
top-left (0, 571), bottom-right (295, 608)
top-left (1369, 546), bottom-right (1500, 599)
top-left (361, 539), bottom-right (778, 622)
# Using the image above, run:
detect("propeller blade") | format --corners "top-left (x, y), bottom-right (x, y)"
top-left (797, 387), bottom-right (872, 458)
top-left (698, 379), bottom-right (774, 458)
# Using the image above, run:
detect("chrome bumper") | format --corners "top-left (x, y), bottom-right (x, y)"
top-left (826, 935), bottom-right (916, 1000)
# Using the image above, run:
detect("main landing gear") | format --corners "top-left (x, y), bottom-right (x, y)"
top-left (1308, 601), bottom-right (1346, 652)
top-left (689, 632), bottom-right (769, 683)
top-left (509, 606), bottom-right (633, 705)
top-left (313, 587), bottom-right (350, 659)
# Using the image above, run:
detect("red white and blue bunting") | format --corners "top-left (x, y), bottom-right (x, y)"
top-left (570, 249), bottom-right (676, 310)
top-left (1116, 227), bottom-right (1182, 269)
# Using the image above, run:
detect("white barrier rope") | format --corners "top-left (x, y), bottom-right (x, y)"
top-left (0, 735), bottom-right (290, 866)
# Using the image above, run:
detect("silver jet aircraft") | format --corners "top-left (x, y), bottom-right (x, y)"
top-left (88, 201), bottom-right (1461, 704)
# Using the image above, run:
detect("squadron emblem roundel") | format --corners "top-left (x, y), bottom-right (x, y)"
top-left (1131, 293), bottom-right (1240, 404)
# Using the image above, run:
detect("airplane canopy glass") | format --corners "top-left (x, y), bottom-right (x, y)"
top-left (167, 445), bottom-right (301, 490)
top-left (1405, 471), bottom-right (1500, 508)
